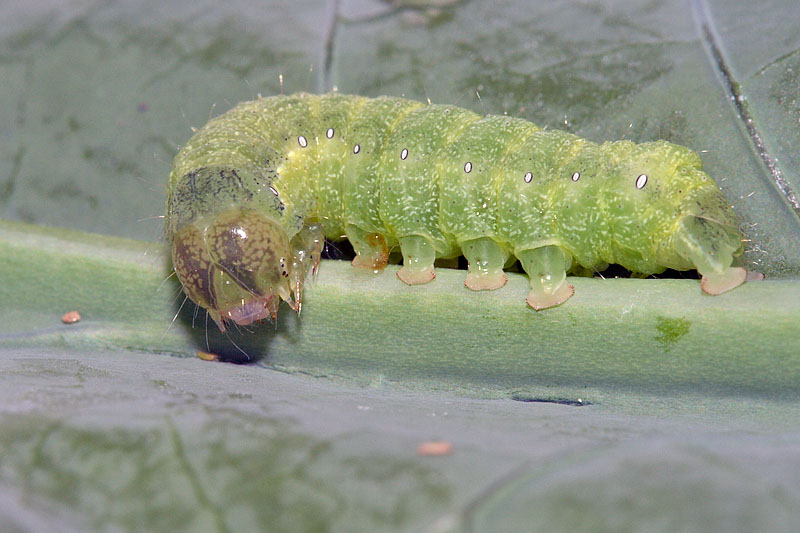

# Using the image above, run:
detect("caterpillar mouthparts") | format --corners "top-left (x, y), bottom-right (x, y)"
top-left (166, 92), bottom-right (750, 331)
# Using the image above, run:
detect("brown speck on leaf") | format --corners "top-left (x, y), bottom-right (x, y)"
top-left (416, 440), bottom-right (453, 456)
top-left (197, 351), bottom-right (220, 362)
top-left (61, 310), bottom-right (81, 324)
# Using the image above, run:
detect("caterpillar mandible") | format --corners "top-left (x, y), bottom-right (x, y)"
top-left (166, 92), bottom-right (748, 332)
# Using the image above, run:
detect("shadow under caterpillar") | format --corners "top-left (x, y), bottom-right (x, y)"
top-left (166, 92), bottom-right (749, 332)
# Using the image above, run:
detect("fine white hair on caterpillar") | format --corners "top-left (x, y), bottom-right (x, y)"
top-left (166, 92), bottom-right (748, 332)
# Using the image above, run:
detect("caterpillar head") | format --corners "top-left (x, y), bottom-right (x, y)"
top-left (170, 208), bottom-right (296, 332)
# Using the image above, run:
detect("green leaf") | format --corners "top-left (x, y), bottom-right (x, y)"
top-left (2, 1), bottom-right (800, 531)
top-left (3, 217), bottom-right (799, 397)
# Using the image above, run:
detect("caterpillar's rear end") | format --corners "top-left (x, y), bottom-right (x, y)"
top-left (166, 92), bottom-right (750, 332)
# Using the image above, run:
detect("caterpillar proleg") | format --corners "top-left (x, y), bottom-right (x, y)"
top-left (166, 92), bottom-right (747, 331)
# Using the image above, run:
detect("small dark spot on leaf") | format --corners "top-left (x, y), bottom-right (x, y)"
top-left (510, 394), bottom-right (591, 406)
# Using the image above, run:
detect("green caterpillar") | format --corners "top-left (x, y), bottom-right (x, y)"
top-left (166, 92), bottom-right (747, 331)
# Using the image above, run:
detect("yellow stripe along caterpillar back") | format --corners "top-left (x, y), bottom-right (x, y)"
top-left (166, 92), bottom-right (748, 332)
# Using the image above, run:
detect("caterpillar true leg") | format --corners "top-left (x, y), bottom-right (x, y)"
top-left (671, 215), bottom-right (746, 295)
top-left (346, 224), bottom-right (389, 271)
top-left (397, 234), bottom-right (437, 285)
top-left (290, 222), bottom-right (324, 274)
top-left (288, 221), bottom-right (325, 313)
top-left (517, 245), bottom-right (575, 311)
top-left (460, 237), bottom-right (509, 291)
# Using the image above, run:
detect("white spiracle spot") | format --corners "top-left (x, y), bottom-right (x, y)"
top-left (326, 127), bottom-right (334, 139)
top-left (401, 148), bottom-right (409, 160)
top-left (353, 144), bottom-right (361, 154)
top-left (636, 173), bottom-right (648, 189)
top-left (571, 171), bottom-right (581, 182)
top-left (464, 161), bottom-right (472, 173)
top-left (523, 172), bottom-right (533, 183)
top-left (298, 135), bottom-right (308, 148)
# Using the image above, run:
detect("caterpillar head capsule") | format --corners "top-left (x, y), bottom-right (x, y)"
top-left (171, 208), bottom-right (296, 332)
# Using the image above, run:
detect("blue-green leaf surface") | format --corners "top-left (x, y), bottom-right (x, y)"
top-left (1, 1), bottom-right (799, 531)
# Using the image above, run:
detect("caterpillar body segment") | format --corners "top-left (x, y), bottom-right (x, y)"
top-left (166, 92), bottom-right (747, 331)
